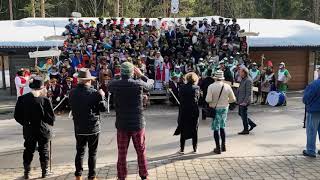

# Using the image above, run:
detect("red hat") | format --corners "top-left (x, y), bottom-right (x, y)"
top-left (267, 60), bottom-right (273, 67)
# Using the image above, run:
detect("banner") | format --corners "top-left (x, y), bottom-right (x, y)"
top-left (171, 0), bottom-right (179, 14)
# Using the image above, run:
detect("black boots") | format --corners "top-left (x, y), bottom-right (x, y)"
top-left (23, 164), bottom-right (31, 179)
top-left (41, 161), bottom-right (49, 178)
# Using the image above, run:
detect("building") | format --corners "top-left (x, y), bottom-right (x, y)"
top-left (0, 17), bottom-right (319, 95)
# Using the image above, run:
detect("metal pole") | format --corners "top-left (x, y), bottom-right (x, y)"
top-left (1, 56), bottom-right (6, 89)
top-left (49, 140), bottom-right (52, 172)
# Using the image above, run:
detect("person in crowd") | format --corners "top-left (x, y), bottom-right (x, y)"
top-left (302, 67), bottom-right (320, 157)
top-left (169, 74), bottom-right (181, 106)
top-left (69, 68), bottom-right (107, 180)
top-left (249, 62), bottom-right (261, 103)
top-left (277, 62), bottom-right (291, 105)
top-left (14, 77), bottom-right (55, 179)
top-left (261, 66), bottom-right (275, 105)
top-left (47, 78), bottom-right (62, 113)
top-left (219, 60), bottom-right (234, 83)
top-left (176, 72), bottom-right (200, 154)
top-left (237, 67), bottom-right (257, 135)
top-left (200, 69), bottom-right (215, 120)
top-left (108, 62), bottom-right (154, 180)
top-left (15, 69), bottom-right (29, 98)
top-left (206, 70), bottom-right (236, 154)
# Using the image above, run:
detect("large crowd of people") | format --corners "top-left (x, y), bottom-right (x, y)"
top-left (15, 16), bottom-right (293, 113)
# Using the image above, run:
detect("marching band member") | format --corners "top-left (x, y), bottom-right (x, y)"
top-left (277, 62), bottom-right (292, 106)
top-left (15, 70), bottom-right (28, 98)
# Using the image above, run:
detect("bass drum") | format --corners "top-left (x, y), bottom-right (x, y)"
top-left (267, 91), bottom-right (286, 107)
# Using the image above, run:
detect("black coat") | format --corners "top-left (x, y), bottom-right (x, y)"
top-left (108, 75), bottom-right (153, 131)
top-left (177, 83), bottom-right (200, 139)
top-left (14, 93), bottom-right (55, 139)
top-left (69, 84), bottom-right (107, 135)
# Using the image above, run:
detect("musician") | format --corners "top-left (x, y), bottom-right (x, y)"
top-left (14, 77), bottom-right (55, 179)
top-left (261, 67), bottom-right (275, 105)
top-left (277, 62), bottom-right (291, 105)
top-left (250, 63), bottom-right (261, 103)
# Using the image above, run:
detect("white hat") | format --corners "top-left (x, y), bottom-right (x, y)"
top-left (214, 70), bottom-right (225, 80)
top-left (252, 62), bottom-right (257, 66)
top-left (199, 58), bottom-right (204, 62)
top-left (219, 60), bottom-right (225, 64)
top-left (279, 62), bottom-right (285, 66)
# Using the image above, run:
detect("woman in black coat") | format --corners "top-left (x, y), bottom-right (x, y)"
top-left (14, 77), bottom-right (55, 179)
top-left (177, 72), bottom-right (200, 154)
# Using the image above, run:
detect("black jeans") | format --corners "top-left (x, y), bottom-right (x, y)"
top-left (75, 133), bottom-right (99, 178)
top-left (238, 105), bottom-right (256, 131)
top-left (23, 135), bottom-right (49, 168)
top-left (180, 134), bottom-right (198, 152)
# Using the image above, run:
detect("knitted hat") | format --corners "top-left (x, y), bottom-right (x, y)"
top-left (121, 62), bottom-right (134, 76)
top-left (214, 70), bottom-right (225, 80)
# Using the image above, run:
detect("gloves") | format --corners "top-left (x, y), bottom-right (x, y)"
top-left (56, 97), bottom-right (61, 102)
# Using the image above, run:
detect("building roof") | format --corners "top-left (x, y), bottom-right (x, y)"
top-left (0, 17), bottom-right (320, 48)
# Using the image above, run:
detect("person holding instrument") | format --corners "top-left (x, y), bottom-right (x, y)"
top-left (14, 77), bottom-right (55, 179)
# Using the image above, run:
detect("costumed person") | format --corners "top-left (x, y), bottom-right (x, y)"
top-left (206, 70), bottom-right (236, 154)
top-left (249, 62), bottom-right (261, 103)
top-left (14, 77), bottom-right (55, 179)
top-left (175, 72), bottom-right (200, 154)
top-left (47, 78), bottom-right (62, 114)
top-left (237, 67), bottom-right (257, 135)
top-left (61, 77), bottom-right (74, 111)
top-left (277, 62), bottom-right (291, 106)
top-left (219, 61), bottom-right (234, 83)
top-left (302, 68), bottom-right (320, 157)
top-left (69, 68), bottom-right (107, 180)
top-left (36, 58), bottom-right (53, 82)
top-left (169, 74), bottom-right (181, 106)
top-left (200, 69), bottom-right (215, 120)
top-left (261, 65), bottom-right (275, 105)
top-left (154, 51), bottom-right (165, 90)
top-left (108, 62), bottom-right (154, 180)
top-left (49, 65), bottom-right (61, 83)
top-left (15, 70), bottom-right (28, 98)
top-left (171, 65), bottom-right (183, 80)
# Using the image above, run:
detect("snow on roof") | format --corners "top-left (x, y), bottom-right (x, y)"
top-left (1, 17), bottom-right (320, 48)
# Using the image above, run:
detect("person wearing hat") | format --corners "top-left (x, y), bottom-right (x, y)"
top-left (249, 62), bottom-right (261, 103)
top-left (277, 62), bottom-right (291, 104)
top-left (206, 70), bottom-right (236, 154)
top-left (169, 74), bottom-right (181, 106)
top-left (71, 51), bottom-right (83, 69)
top-left (219, 60), bottom-right (234, 83)
top-left (14, 77), bottom-right (55, 179)
top-left (15, 69), bottom-right (29, 98)
top-left (217, 17), bottom-right (225, 38)
top-left (302, 66), bottom-right (320, 157)
top-left (186, 17), bottom-right (193, 30)
top-left (69, 68), bottom-right (107, 180)
top-left (108, 62), bottom-right (154, 180)
top-left (175, 72), bottom-right (200, 154)
top-left (200, 69), bottom-right (215, 120)
top-left (237, 67), bottom-right (257, 135)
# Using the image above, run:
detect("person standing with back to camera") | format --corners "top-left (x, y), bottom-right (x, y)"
top-left (176, 72), bottom-right (200, 154)
top-left (69, 68), bottom-right (107, 180)
top-left (108, 62), bottom-right (154, 180)
top-left (14, 77), bottom-right (55, 179)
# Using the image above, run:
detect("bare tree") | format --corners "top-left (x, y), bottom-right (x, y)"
top-left (31, 0), bottom-right (35, 17)
top-left (272, 0), bottom-right (276, 18)
top-left (40, 0), bottom-right (45, 17)
top-left (314, 0), bottom-right (319, 24)
top-left (8, 0), bottom-right (13, 20)
top-left (115, 0), bottom-right (119, 17)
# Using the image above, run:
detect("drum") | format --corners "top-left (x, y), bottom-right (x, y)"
top-left (267, 91), bottom-right (286, 106)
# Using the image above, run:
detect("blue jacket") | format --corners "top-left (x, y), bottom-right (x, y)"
top-left (303, 79), bottom-right (320, 113)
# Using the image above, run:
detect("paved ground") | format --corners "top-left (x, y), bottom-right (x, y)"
top-left (1, 92), bottom-right (319, 179)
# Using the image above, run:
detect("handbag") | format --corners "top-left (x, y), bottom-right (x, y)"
top-left (204, 85), bottom-right (224, 119)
